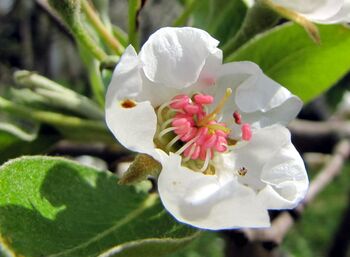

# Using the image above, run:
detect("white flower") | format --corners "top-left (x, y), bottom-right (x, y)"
top-left (248, 0), bottom-right (350, 24)
top-left (106, 27), bottom-right (308, 230)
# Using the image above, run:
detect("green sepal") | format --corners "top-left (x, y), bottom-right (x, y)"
top-left (119, 154), bottom-right (162, 185)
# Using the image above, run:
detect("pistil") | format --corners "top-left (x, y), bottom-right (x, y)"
top-left (197, 88), bottom-right (232, 127)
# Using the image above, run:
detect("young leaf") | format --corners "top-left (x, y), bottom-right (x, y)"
top-left (0, 156), bottom-right (197, 257)
top-left (226, 23), bottom-right (350, 103)
top-left (0, 113), bottom-right (40, 141)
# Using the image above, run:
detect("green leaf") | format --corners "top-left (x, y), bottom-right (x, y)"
top-left (0, 156), bottom-right (197, 257)
top-left (168, 231), bottom-right (225, 257)
top-left (0, 113), bottom-right (40, 141)
top-left (226, 23), bottom-right (350, 103)
top-left (191, 0), bottom-right (247, 44)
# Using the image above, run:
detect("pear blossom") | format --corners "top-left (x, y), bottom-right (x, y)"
top-left (106, 27), bottom-right (308, 230)
top-left (245, 0), bottom-right (350, 24)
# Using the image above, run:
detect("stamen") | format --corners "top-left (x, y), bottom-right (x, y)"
top-left (199, 148), bottom-right (211, 172)
top-left (241, 123), bottom-right (252, 141)
top-left (183, 143), bottom-right (197, 162)
top-left (158, 126), bottom-right (177, 139)
top-left (198, 88), bottom-right (232, 126)
top-left (166, 134), bottom-right (181, 149)
top-left (233, 111), bottom-right (242, 125)
top-left (175, 134), bottom-right (201, 155)
top-left (194, 94), bottom-right (214, 105)
top-left (161, 118), bottom-right (174, 130)
top-left (157, 100), bottom-right (173, 124)
top-left (206, 124), bottom-right (231, 134)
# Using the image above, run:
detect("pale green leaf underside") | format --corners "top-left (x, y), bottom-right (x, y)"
top-left (0, 156), bottom-right (197, 257)
top-left (227, 23), bottom-right (350, 103)
top-left (0, 113), bottom-right (40, 141)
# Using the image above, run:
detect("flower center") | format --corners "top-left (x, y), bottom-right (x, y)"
top-left (155, 89), bottom-right (252, 174)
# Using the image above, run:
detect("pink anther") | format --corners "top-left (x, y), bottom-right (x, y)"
top-left (172, 118), bottom-right (188, 127)
top-left (233, 111), bottom-right (242, 125)
top-left (184, 104), bottom-right (201, 114)
top-left (184, 144), bottom-right (198, 160)
top-left (174, 113), bottom-right (195, 126)
top-left (215, 136), bottom-right (228, 152)
top-left (170, 95), bottom-right (190, 109)
top-left (194, 94), bottom-right (214, 105)
top-left (191, 145), bottom-right (201, 160)
top-left (164, 93), bottom-right (233, 162)
top-left (202, 134), bottom-right (217, 149)
top-left (181, 127), bottom-right (198, 141)
top-left (196, 127), bottom-right (209, 145)
top-left (215, 130), bottom-right (228, 137)
top-left (241, 123), bottom-right (252, 141)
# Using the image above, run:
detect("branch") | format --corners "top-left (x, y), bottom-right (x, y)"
top-left (288, 119), bottom-right (350, 153)
top-left (289, 119), bottom-right (350, 138)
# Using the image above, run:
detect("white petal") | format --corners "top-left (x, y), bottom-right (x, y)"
top-left (106, 100), bottom-right (158, 158)
top-left (258, 143), bottom-right (308, 209)
top-left (203, 61), bottom-right (258, 119)
top-left (106, 45), bottom-right (141, 100)
top-left (139, 27), bottom-right (219, 89)
top-left (236, 74), bottom-right (290, 112)
top-left (271, 0), bottom-right (343, 21)
top-left (231, 125), bottom-right (291, 190)
top-left (230, 125), bottom-right (308, 209)
top-left (211, 62), bottom-right (302, 127)
top-left (234, 65), bottom-right (302, 127)
top-left (198, 48), bottom-right (223, 85)
top-left (158, 154), bottom-right (270, 230)
top-left (105, 47), bottom-right (158, 157)
top-left (136, 73), bottom-right (181, 107)
top-left (314, 0), bottom-right (350, 23)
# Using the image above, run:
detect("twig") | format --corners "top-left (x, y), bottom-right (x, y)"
top-left (288, 119), bottom-right (349, 154)
top-left (289, 119), bottom-right (350, 138)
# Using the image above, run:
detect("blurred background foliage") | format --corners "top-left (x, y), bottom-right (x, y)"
top-left (1, 0), bottom-right (350, 257)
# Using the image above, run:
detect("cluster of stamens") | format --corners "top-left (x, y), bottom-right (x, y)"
top-left (156, 88), bottom-right (251, 173)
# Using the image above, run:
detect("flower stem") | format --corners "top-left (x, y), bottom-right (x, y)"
top-left (172, 0), bottom-right (199, 26)
top-left (222, 0), bottom-right (280, 59)
top-left (87, 59), bottom-right (106, 108)
top-left (112, 25), bottom-right (128, 47)
top-left (71, 20), bottom-right (108, 61)
top-left (81, 0), bottom-right (124, 55)
top-left (47, 0), bottom-right (108, 61)
top-left (128, 0), bottom-right (142, 50)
